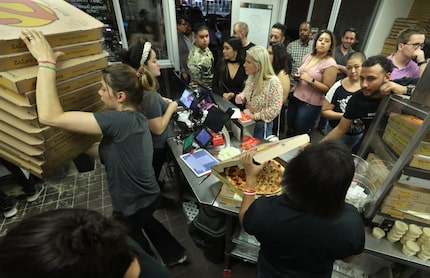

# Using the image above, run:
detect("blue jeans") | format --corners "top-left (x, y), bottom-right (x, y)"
top-left (254, 120), bottom-right (273, 140)
top-left (326, 125), bottom-right (363, 150)
top-left (286, 95), bottom-right (322, 137)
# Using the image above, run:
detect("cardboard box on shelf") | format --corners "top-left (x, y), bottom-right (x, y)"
top-left (0, 39), bottom-right (104, 71)
top-left (388, 181), bottom-right (430, 204)
top-left (380, 204), bottom-right (430, 225)
top-left (211, 134), bottom-right (310, 195)
top-left (388, 114), bottom-right (430, 142)
top-left (0, 0), bottom-right (103, 55)
top-left (409, 153), bottom-right (430, 170)
top-left (0, 51), bottom-right (108, 94)
top-left (383, 196), bottom-right (430, 213)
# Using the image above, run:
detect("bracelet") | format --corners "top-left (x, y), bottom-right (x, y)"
top-left (38, 65), bottom-right (57, 71)
top-left (38, 60), bottom-right (56, 65)
top-left (242, 188), bottom-right (256, 196)
top-left (418, 61), bottom-right (427, 66)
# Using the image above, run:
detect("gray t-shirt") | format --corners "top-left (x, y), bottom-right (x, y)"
top-left (140, 91), bottom-right (173, 149)
top-left (94, 110), bottom-right (159, 216)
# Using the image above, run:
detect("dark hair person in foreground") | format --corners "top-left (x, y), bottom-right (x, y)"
top-left (0, 208), bottom-right (171, 278)
top-left (239, 141), bottom-right (365, 277)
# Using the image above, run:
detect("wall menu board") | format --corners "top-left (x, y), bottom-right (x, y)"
top-left (66, 0), bottom-right (122, 62)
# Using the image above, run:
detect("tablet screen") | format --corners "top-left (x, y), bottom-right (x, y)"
top-left (179, 149), bottom-right (218, 177)
top-left (195, 128), bottom-right (213, 147)
top-left (179, 88), bottom-right (195, 108)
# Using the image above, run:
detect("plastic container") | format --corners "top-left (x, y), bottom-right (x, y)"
top-left (346, 174), bottom-right (376, 212)
top-left (352, 154), bottom-right (369, 175)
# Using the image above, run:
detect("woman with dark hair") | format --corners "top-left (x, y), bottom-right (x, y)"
top-left (268, 42), bottom-right (290, 104)
top-left (287, 30), bottom-right (338, 137)
top-left (137, 42), bottom-right (178, 186)
top-left (268, 42), bottom-right (291, 138)
top-left (239, 141), bottom-right (365, 277)
top-left (0, 209), bottom-right (171, 278)
top-left (212, 36), bottom-right (247, 109)
top-left (19, 29), bottom-right (186, 267)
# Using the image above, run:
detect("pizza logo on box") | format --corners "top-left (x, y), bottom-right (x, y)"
top-left (0, 0), bottom-right (58, 27)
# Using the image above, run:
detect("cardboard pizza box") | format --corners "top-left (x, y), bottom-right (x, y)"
top-left (0, 108), bottom-right (56, 139)
top-left (0, 0), bottom-right (104, 55)
top-left (211, 134), bottom-right (310, 195)
top-left (0, 39), bottom-right (104, 71)
top-left (0, 51), bottom-right (108, 94)
top-left (0, 131), bottom-right (99, 179)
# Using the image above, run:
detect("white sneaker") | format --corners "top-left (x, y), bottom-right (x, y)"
top-left (26, 183), bottom-right (44, 202)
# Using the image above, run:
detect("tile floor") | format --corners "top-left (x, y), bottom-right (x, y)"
top-left (0, 160), bottom-right (256, 278)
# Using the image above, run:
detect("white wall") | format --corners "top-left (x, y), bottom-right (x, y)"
top-left (363, 0), bottom-right (414, 56)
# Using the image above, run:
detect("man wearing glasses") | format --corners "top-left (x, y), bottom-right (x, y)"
top-left (388, 27), bottom-right (426, 80)
top-left (381, 27), bottom-right (427, 96)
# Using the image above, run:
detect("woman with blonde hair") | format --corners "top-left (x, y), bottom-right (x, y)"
top-left (235, 45), bottom-right (283, 139)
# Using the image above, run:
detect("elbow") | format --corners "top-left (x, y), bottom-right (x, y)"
top-left (38, 114), bottom-right (56, 127)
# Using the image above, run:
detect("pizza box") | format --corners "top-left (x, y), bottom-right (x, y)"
top-left (211, 134), bottom-right (310, 196)
top-left (0, 51), bottom-right (108, 94)
top-left (383, 196), bottom-right (430, 213)
top-left (0, 0), bottom-right (104, 55)
top-left (0, 108), bottom-right (57, 139)
top-left (388, 181), bottom-right (430, 204)
top-left (0, 133), bottom-right (99, 179)
top-left (0, 39), bottom-right (104, 71)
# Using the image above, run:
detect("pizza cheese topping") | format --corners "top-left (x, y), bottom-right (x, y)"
top-left (224, 160), bottom-right (284, 195)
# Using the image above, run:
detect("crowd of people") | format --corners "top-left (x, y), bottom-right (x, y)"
top-left (0, 10), bottom-right (428, 278)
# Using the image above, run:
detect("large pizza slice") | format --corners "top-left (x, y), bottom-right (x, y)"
top-left (224, 160), bottom-right (284, 195)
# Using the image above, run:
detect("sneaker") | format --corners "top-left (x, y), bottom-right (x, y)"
top-left (26, 183), bottom-right (44, 202)
top-left (2, 198), bottom-right (18, 218)
top-left (168, 254), bottom-right (187, 267)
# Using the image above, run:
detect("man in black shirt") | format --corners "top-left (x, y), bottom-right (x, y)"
top-left (322, 55), bottom-right (393, 148)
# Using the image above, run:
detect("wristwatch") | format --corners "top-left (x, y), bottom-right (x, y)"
top-left (406, 85), bottom-right (414, 95)
top-left (417, 60), bottom-right (427, 66)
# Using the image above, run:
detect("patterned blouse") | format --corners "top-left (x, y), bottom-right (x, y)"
top-left (243, 76), bottom-right (283, 122)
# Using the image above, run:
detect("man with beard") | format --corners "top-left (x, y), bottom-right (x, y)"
top-left (177, 15), bottom-right (194, 83)
top-left (287, 21), bottom-right (313, 86)
top-left (321, 55), bottom-right (394, 149)
top-left (335, 28), bottom-right (357, 81)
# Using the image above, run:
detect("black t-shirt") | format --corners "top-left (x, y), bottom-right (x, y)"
top-left (343, 91), bottom-right (382, 134)
top-left (243, 196), bottom-right (365, 278)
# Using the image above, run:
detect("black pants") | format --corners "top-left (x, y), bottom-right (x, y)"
top-left (123, 196), bottom-right (185, 265)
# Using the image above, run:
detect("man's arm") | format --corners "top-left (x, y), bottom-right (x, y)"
top-left (321, 116), bottom-right (353, 142)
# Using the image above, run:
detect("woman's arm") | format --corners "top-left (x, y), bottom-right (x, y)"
top-left (20, 29), bottom-right (102, 135)
top-left (278, 70), bottom-right (291, 104)
top-left (321, 99), bottom-right (342, 120)
top-left (301, 65), bottom-right (337, 94)
top-left (238, 151), bottom-right (266, 225)
top-left (148, 99), bottom-right (178, 135)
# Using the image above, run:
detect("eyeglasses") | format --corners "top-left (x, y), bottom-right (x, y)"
top-left (404, 42), bottom-right (424, 49)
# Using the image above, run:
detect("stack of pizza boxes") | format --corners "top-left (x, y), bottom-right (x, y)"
top-left (211, 134), bottom-right (310, 197)
top-left (382, 114), bottom-right (430, 170)
top-left (0, 0), bottom-right (108, 178)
